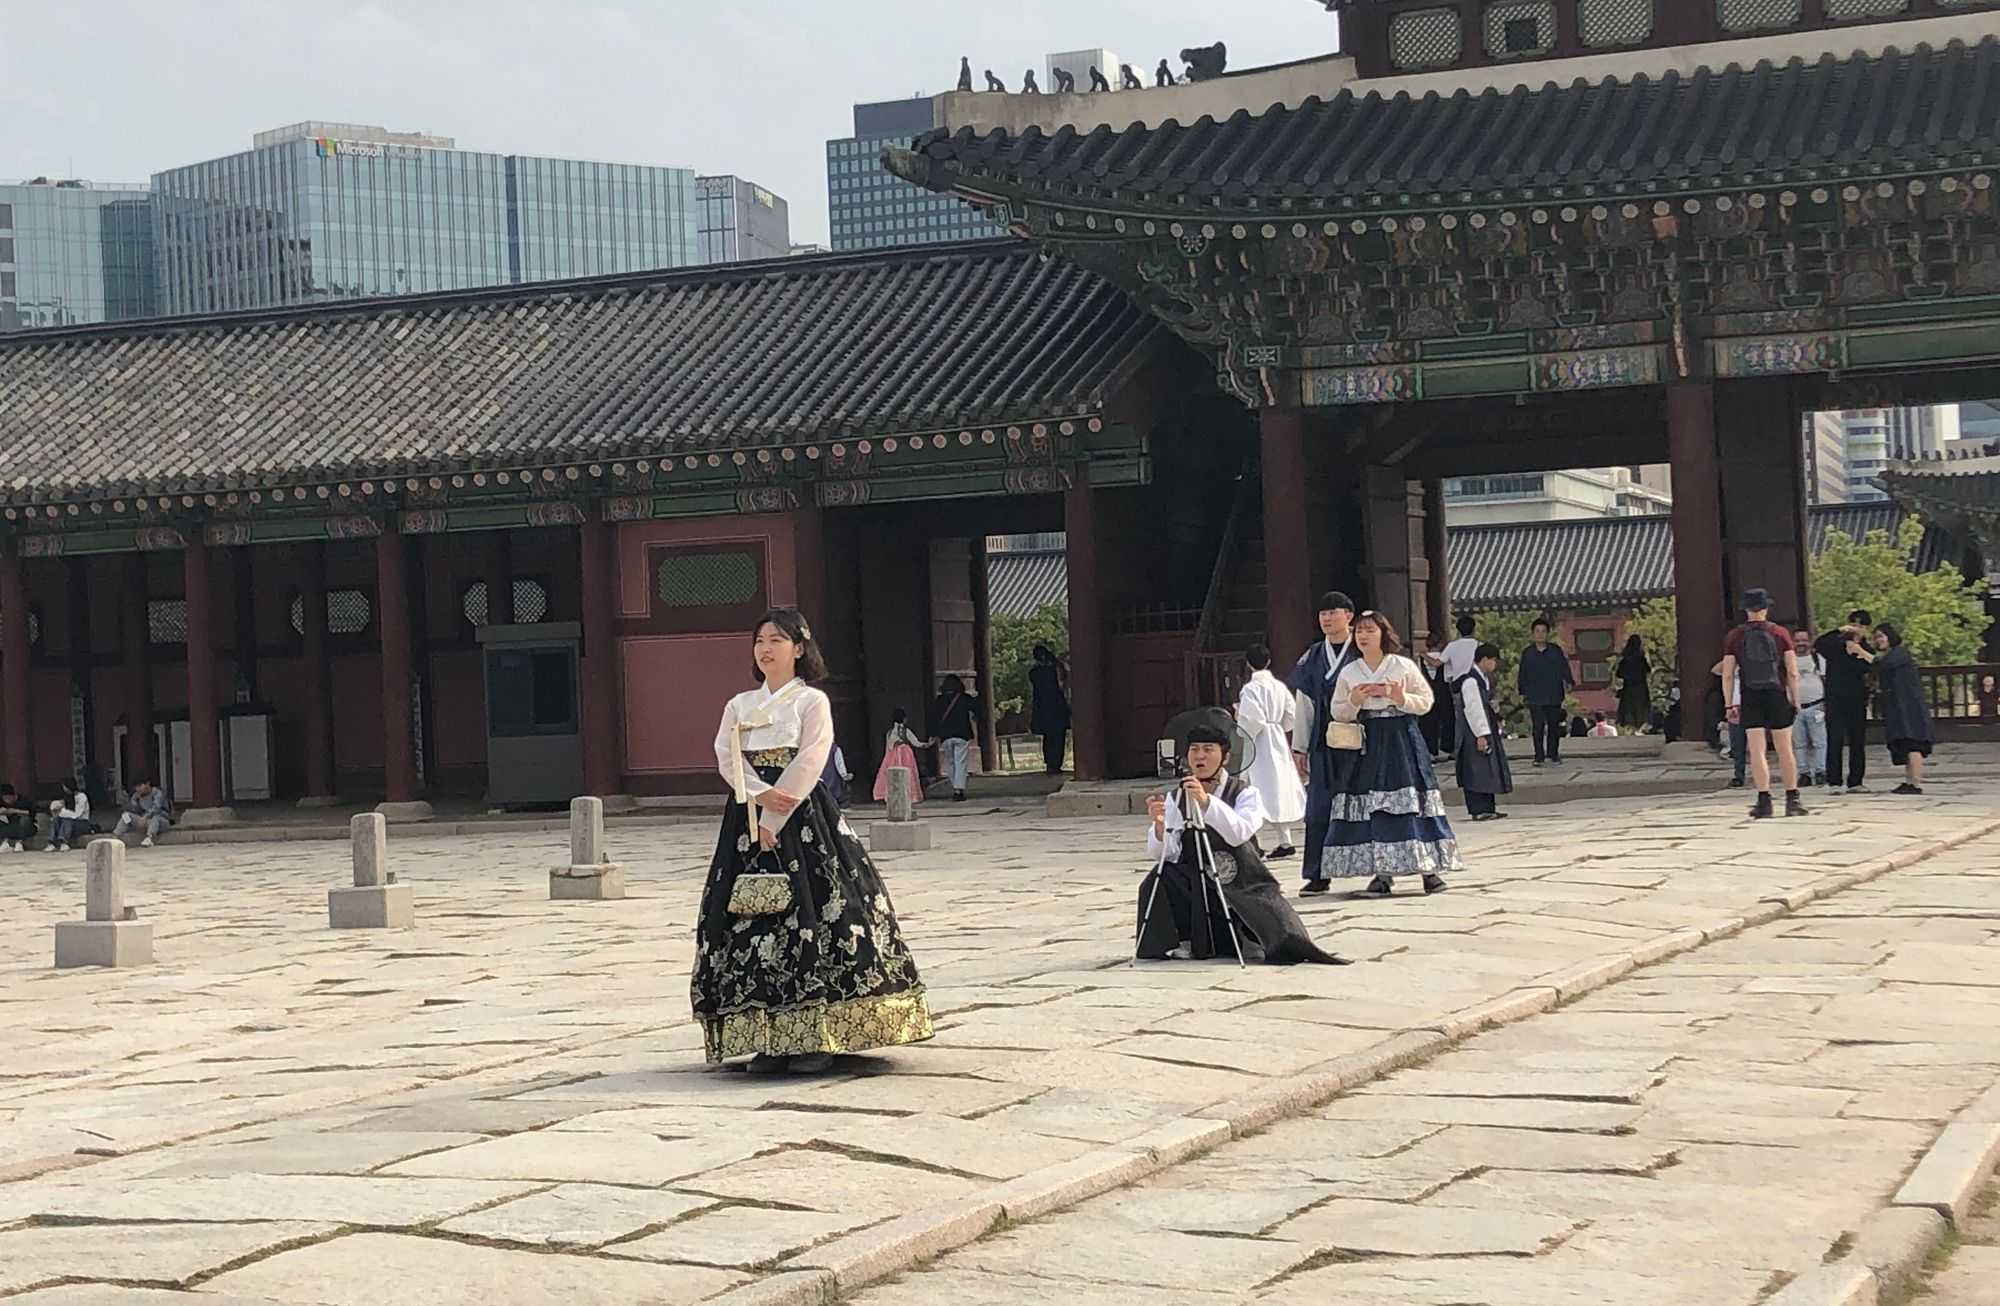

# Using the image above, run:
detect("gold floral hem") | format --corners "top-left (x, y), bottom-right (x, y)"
top-left (746, 748), bottom-right (799, 769)
top-left (702, 989), bottom-right (935, 1063)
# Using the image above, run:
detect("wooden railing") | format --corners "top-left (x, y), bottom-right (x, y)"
top-left (1909, 664), bottom-right (2000, 722)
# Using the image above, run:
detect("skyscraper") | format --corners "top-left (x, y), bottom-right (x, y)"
top-left (696, 176), bottom-right (792, 263)
top-left (0, 178), bottom-right (157, 332)
top-left (151, 121), bottom-right (701, 316)
top-left (1804, 411), bottom-right (1851, 505)
top-left (827, 99), bottom-right (1001, 252)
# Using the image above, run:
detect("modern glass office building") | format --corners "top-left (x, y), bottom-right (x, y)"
top-left (0, 179), bottom-right (157, 331)
top-left (828, 99), bottom-right (1001, 252)
top-left (151, 122), bottom-right (700, 315)
top-left (696, 175), bottom-right (791, 263)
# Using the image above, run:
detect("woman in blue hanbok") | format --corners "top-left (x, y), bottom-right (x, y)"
top-left (1323, 610), bottom-right (1464, 896)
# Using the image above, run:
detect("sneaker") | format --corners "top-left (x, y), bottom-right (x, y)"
top-left (1300, 879), bottom-right (1331, 896)
top-left (139, 835), bottom-right (154, 848)
top-left (1827, 785), bottom-right (1846, 796)
top-left (42, 843), bottom-right (56, 853)
top-left (1846, 784), bottom-right (1870, 795)
top-left (1728, 777), bottom-right (1746, 789)
top-left (56, 843), bottom-right (69, 852)
top-left (1798, 774), bottom-right (1814, 788)
top-left (1749, 792), bottom-right (1774, 820)
top-left (1422, 874), bottom-right (1448, 895)
top-left (1363, 876), bottom-right (1393, 896)
top-left (1269, 845), bottom-right (1297, 860)
top-left (1785, 792), bottom-right (1808, 818)
top-left (1892, 782), bottom-right (1924, 795)
top-left (953, 791), bottom-right (967, 803)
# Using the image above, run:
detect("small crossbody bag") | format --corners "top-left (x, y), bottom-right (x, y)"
top-left (1326, 720), bottom-right (1366, 752)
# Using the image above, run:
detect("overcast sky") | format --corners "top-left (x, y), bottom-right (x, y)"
top-left (0, 1), bottom-right (1336, 246)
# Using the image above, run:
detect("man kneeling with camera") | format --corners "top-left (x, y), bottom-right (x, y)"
top-left (1139, 724), bottom-right (1348, 966)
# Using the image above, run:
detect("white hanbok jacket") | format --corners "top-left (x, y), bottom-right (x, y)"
top-left (1235, 669), bottom-right (1307, 825)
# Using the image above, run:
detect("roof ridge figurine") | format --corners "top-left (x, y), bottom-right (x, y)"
top-left (985, 69), bottom-right (1006, 92)
top-left (957, 56), bottom-right (972, 92)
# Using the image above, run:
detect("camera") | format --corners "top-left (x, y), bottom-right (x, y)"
top-left (1155, 737), bottom-right (1187, 780)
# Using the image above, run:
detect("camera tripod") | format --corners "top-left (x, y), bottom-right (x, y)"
top-left (1136, 771), bottom-right (1248, 970)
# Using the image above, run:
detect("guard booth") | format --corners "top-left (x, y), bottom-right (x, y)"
top-left (477, 622), bottom-right (584, 807)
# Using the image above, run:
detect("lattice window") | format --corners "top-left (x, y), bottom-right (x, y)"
top-left (1390, 7), bottom-right (1463, 70)
top-left (461, 579), bottom-right (549, 627)
top-left (1716, 0), bottom-right (1803, 30)
top-left (1579, 0), bottom-right (1655, 46)
top-left (1824, 0), bottom-right (1905, 15)
top-left (290, 589), bottom-right (372, 636)
top-left (656, 549), bottom-right (760, 609)
top-left (148, 599), bottom-right (187, 644)
top-left (1485, 1), bottom-right (1556, 57)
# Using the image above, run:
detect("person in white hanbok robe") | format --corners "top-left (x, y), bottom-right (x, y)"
top-left (1235, 644), bottom-right (1308, 858)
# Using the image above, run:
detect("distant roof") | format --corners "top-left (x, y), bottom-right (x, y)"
top-left (891, 40), bottom-right (1999, 213)
top-left (1448, 503), bottom-right (1949, 611)
top-left (987, 543), bottom-right (1069, 619)
top-left (0, 239), bottom-right (1163, 508)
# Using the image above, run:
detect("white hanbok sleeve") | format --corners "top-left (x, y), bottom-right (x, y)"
top-left (761, 691), bottom-right (834, 836)
top-left (1460, 676), bottom-right (1492, 738)
top-left (1146, 792), bottom-right (1186, 862)
top-left (1206, 781), bottom-right (1265, 844)
top-left (1397, 657), bottom-right (1435, 716)
top-left (714, 696), bottom-right (772, 805)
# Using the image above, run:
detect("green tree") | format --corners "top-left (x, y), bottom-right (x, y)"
top-left (1810, 520), bottom-right (1988, 664)
top-left (988, 602), bottom-right (1070, 719)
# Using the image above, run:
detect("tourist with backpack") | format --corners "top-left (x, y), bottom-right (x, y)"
top-left (1719, 588), bottom-right (1807, 820)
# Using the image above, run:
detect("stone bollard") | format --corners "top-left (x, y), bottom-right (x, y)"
top-left (551, 796), bottom-right (626, 900)
top-left (328, 813), bottom-right (414, 929)
top-left (54, 838), bottom-right (153, 968)
top-left (871, 765), bottom-right (932, 851)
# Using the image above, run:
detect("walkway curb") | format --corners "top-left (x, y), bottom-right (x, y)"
top-left (736, 812), bottom-right (2000, 1304)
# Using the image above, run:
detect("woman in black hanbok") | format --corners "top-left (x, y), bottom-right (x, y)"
top-left (692, 608), bottom-right (933, 1073)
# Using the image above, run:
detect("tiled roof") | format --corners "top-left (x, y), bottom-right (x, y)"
top-left (893, 40), bottom-right (1999, 209)
top-left (0, 240), bottom-right (1163, 507)
top-left (1448, 504), bottom-right (1941, 611)
top-left (987, 545), bottom-right (1069, 618)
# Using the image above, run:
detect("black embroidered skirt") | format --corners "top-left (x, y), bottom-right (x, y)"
top-left (691, 756), bottom-right (934, 1063)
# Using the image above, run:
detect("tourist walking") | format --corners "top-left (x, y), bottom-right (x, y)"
top-left (1615, 635), bottom-right (1652, 731)
top-left (1455, 642), bottom-right (1512, 822)
top-left (1721, 588), bottom-right (1806, 819)
top-left (1815, 610), bottom-right (1876, 793)
top-left (1236, 643), bottom-right (1308, 858)
top-left (1791, 630), bottom-right (1829, 787)
top-left (1289, 591), bottom-right (1362, 895)
top-left (1517, 619), bottom-right (1574, 766)
top-left (1323, 610), bottom-right (1462, 896)
top-left (1872, 623), bottom-right (1934, 795)
top-left (1027, 645), bottom-right (1070, 776)
top-left (929, 675), bottom-right (979, 802)
top-left (872, 709), bottom-right (931, 805)
top-left (695, 608), bottom-right (933, 1073)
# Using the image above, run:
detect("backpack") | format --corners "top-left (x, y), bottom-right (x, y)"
top-left (1740, 623), bottom-right (1783, 691)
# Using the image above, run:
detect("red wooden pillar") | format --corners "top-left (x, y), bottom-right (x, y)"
top-left (1261, 407), bottom-right (1314, 664)
top-left (1670, 383), bottom-right (1727, 741)
top-left (122, 554), bottom-right (154, 786)
top-left (1065, 469), bottom-right (1106, 781)
top-left (579, 516), bottom-right (621, 798)
top-left (971, 535), bottom-right (998, 773)
top-left (297, 541), bottom-right (336, 803)
top-left (375, 529), bottom-right (421, 807)
top-left (0, 547), bottom-right (32, 788)
top-left (183, 536), bottom-right (225, 809)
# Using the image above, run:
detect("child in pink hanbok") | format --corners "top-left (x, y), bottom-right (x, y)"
top-left (873, 709), bottom-right (932, 803)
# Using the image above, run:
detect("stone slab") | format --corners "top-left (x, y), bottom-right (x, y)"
top-left (612, 1205), bottom-right (863, 1267)
top-left (203, 1230), bottom-right (743, 1305)
top-left (176, 805), bottom-right (238, 828)
top-left (53, 919), bottom-right (152, 968)
top-left (1922, 1244), bottom-right (2000, 1306)
top-left (1846, 1206), bottom-right (1947, 1302)
top-left (550, 864), bottom-right (627, 900)
top-left (1763, 1265), bottom-right (1880, 1306)
top-left (0, 1219), bottom-right (335, 1293)
top-left (440, 1183), bottom-right (713, 1247)
top-left (0, 1175), bottom-right (539, 1226)
top-left (375, 800), bottom-right (435, 824)
top-left (1893, 1120), bottom-right (2000, 1226)
top-left (870, 822), bottom-right (933, 851)
top-left (328, 881), bottom-right (414, 929)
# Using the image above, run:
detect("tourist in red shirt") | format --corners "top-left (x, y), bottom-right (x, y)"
top-left (1720, 587), bottom-right (1806, 820)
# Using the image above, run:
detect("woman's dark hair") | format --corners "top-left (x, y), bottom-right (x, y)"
top-left (1875, 622), bottom-right (1904, 648)
top-left (892, 707), bottom-right (909, 724)
top-left (1354, 610), bottom-right (1404, 656)
top-left (1033, 644), bottom-right (1054, 662)
top-left (1244, 642), bottom-right (1273, 671)
top-left (936, 673), bottom-right (965, 697)
top-left (749, 606), bottom-right (828, 683)
top-left (1456, 613), bottom-right (1476, 638)
top-left (1622, 634), bottom-right (1643, 657)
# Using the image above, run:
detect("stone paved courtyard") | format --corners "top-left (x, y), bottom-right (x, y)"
top-left (4, 751), bottom-right (2000, 1304)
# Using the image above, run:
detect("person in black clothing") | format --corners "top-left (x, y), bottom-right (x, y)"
top-left (1516, 619), bottom-right (1575, 765)
top-left (1027, 645), bottom-right (1070, 775)
top-left (1872, 623), bottom-right (1934, 795)
top-left (1814, 608), bottom-right (1877, 793)
top-left (1615, 635), bottom-right (1652, 730)
top-left (929, 675), bottom-right (980, 801)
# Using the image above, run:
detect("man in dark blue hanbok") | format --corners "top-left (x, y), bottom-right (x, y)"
top-left (1289, 591), bottom-right (1361, 895)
